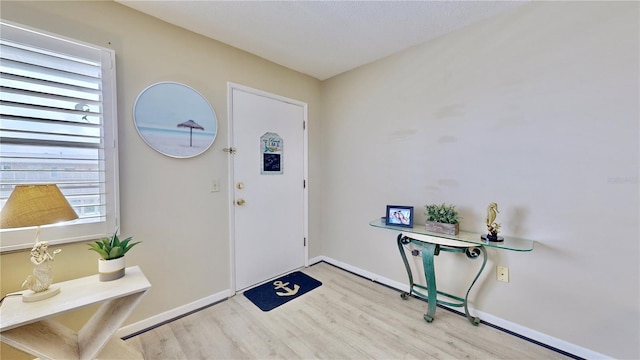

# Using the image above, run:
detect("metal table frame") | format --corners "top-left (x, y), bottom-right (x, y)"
top-left (397, 234), bottom-right (486, 325)
top-left (370, 219), bottom-right (534, 326)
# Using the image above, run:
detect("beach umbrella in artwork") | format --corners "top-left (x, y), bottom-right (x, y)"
top-left (177, 119), bottom-right (205, 147)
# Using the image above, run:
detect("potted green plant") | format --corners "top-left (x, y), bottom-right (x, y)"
top-left (424, 203), bottom-right (460, 235)
top-left (88, 230), bottom-right (141, 281)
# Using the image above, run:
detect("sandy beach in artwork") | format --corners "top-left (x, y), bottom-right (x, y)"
top-left (138, 127), bottom-right (215, 158)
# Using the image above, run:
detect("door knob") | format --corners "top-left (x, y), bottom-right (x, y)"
top-left (236, 198), bottom-right (246, 206)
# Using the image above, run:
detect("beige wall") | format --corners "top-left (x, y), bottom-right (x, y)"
top-left (1, 1), bottom-right (638, 359)
top-left (320, 2), bottom-right (638, 359)
top-left (0, 1), bottom-right (322, 358)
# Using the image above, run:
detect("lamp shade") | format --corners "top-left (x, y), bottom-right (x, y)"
top-left (0, 184), bottom-right (78, 229)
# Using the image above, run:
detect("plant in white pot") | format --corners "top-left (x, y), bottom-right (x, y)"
top-left (88, 230), bottom-right (141, 281)
top-left (424, 203), bottom-right (460, 235)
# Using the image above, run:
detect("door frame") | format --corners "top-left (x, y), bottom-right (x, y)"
top-left (226, 82), bottom-right (309, 294)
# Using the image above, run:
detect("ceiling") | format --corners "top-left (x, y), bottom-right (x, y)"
top-left (115, 1), bottom-right (527, 80)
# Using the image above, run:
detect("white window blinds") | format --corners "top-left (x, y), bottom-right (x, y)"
top-left (0, 21), bottom-right (119, 252)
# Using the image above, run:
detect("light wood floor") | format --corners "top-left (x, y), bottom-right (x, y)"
top-left (126, 262), bottom-right (571, 359)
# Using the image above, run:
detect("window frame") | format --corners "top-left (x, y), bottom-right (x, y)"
top-left (0, 20), bottom-right (120, 253)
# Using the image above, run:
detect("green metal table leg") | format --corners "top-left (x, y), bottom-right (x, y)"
top-left (396, 234), bottom-right (414, 300)
top-left (420, 242), bottom-right (438, 323)
top-left (463, 246), bottom-right (487, 326)
top-left (397, 234), bottom-right (486, 326)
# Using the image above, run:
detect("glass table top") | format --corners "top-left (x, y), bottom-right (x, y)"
top-left (369, 218), bottom-right (534, 252)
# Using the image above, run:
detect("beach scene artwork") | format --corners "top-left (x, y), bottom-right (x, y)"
top-left (134, 82), bottom-right (217, 158)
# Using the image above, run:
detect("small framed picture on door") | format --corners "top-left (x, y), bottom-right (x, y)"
top-left (261, 132), bottom-right (283, 174)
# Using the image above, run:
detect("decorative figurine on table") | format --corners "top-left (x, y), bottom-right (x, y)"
top-left (21, 241), bottom-right (62, 301)
top-left (481, 202), bottom-right (504, 242)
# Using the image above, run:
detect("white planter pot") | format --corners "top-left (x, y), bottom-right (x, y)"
top-left (98, 257), bottom-right (125, 281)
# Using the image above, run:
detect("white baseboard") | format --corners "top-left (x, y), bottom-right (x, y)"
top-left (310, 255), bottom-right (611, 360)
top-left (116, 288), bottom-right (232, 339)
top-left (309, 255), bottom-right (409, 290)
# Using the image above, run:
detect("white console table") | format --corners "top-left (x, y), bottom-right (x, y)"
top-left (0, 266), bottom-right (151, 360)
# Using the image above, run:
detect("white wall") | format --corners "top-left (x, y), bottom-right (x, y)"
top-left (320, 2), bottom-right (639, 359)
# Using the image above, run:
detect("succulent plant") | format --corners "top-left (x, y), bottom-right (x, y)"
top-left (425, 203), bottom-right (459, 224)
top-left (88, 229), bottom-right (141, 260)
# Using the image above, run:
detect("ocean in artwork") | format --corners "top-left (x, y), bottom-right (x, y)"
top-left (137, 126), bottom-right (216, 158)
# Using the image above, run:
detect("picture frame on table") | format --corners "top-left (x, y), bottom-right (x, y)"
top-left (385, 205), bottom-right (414, 228)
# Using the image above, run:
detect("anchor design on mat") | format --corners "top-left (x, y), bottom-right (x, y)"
top-left (273, 280), bottom-right (300, 297)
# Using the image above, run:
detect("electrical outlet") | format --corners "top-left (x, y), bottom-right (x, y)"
top-left (497, 266), bottom-right (509, 283)
top-left (211, 179), bottom-right (220, 192)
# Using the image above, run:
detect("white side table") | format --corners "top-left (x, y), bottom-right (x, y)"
top-left (1, 266), bottom-right (151, 360)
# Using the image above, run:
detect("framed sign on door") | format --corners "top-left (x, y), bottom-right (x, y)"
top-left (261, 132), bottom-right (283, 174)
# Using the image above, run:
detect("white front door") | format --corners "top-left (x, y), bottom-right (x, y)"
top-left (229, 84), bottom-right (307, 291)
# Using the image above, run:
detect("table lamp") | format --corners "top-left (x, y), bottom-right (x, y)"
top-left (0, 184), bottom-right (79, 302)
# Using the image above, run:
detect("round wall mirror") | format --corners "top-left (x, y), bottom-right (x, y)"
top-left (133, 82), bottom-right (217, 158)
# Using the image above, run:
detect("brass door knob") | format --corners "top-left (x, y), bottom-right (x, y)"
top-left (236, 198), bottom-right (246, 206)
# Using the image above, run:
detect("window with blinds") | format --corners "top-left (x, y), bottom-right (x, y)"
top-left (0, 21), bottom-right (119, 252)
